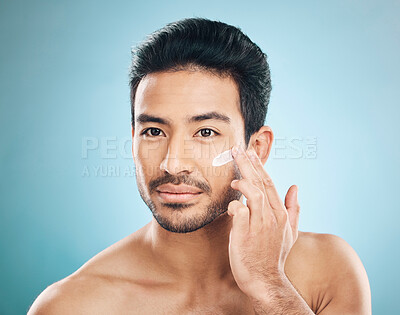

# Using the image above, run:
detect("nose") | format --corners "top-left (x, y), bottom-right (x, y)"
top-left (159, 140), bottom-right (195, 175)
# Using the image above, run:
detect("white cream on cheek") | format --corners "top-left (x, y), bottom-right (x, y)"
top-left (212, 149), bottom-right (234, 167)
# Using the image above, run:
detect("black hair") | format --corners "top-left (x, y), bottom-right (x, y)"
top-left (129, 17), bottom-right (271, 146)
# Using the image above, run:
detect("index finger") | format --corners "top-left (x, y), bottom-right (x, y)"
top-left (247, 147), bottom-right (284, 210)
top-left (232, 145), bottom-right (263, 184)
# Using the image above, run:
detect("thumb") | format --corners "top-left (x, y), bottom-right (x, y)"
top-left (284, 185), bottom-right (298, 209)
top-left (285, 185), bottom-right (300, 234)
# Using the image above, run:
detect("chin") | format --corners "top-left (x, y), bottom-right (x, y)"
top-left (151, 203), bottom-right (224, 234)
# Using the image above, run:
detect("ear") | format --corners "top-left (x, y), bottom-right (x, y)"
top-left (249, 126), bottom-right (273, 165)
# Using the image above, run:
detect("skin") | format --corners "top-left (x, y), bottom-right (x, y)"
top-left (28, 70), bottom-right (372, 314)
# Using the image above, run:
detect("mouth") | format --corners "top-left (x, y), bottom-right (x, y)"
top-left (156, 191), bottom-right (203, 203)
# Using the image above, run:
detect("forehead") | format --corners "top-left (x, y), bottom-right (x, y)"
top-left (134, 70), bottom-right (242, 123)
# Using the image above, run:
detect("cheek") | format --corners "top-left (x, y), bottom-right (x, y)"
top-left (135, 148), bottom-right (161, 179)
top-left (194, 143), bottom-right (234, 173)
top-left (137, 138), bottom-right (167, 160)
top-left (203, 163), bottom-right (237, 191)
top-left (188, 137), bottom-right (235, 161)
top-left (196, 147), bottom-right (237, 178)
top-left (136, 139), bottom-right (165, 160)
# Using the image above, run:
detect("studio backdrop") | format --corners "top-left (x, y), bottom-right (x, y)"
top-left (0, 1), bottom-right (399, 314)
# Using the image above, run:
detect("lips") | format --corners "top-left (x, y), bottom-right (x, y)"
top-left (156, 184), bottom-right (203, 203)
top-left (156, 183), bottom-right (202, 194)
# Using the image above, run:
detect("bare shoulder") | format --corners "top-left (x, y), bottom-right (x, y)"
top-left (293, 231), bottom-right (370, 284)
top-left (27, 273), bottom-right (105, 315)
top-left (286, 231), bottom-right (371, 314)
top-left (28, 266), bottom-right (151, 314)
top-left (28, 226), bottom-right (154, 314)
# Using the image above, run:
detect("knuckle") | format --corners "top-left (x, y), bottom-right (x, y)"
top-left (263, 177), bottom-right (274, 188)
top-left (251, 178), bottom-right (264, 187)
top-left (254, 187), bottom-right (264, 200)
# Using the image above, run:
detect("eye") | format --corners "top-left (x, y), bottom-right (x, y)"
top-left (196, 128), bottom-right (219, 138)
top-left (141, 128), bottom-right (165, 137)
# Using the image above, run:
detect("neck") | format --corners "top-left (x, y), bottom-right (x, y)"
top-left (146, 211), bottom-right (237, 290)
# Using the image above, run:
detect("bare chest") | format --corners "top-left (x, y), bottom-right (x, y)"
top-left (92, 283), bottom-right (257, 315)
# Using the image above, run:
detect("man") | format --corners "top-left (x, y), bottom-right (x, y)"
top-left (29, 17), bottom-right (371, 314)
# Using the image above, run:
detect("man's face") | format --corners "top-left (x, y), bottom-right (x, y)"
top-left (132, 70), bottom-right (245, 233)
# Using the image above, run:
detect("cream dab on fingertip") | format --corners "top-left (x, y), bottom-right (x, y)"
top-left (212, 149), bottom-right (234, 167)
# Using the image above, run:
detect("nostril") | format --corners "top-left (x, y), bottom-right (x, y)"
top-left (159, 155), bottom-right (194, 175)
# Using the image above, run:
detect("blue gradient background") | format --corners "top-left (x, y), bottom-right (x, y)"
top-left (1, 1), bottom-right (399, 314)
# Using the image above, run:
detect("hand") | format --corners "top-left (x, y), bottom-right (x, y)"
top-left (227, 145), bottom-right (300, 298)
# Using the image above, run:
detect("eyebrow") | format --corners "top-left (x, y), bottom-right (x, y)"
top-left (187, 111), bottom-right (231, 124)
top-left (136, 111), bottom-right (231, 126)
top-left (136, 113), bottom-right (170, 125)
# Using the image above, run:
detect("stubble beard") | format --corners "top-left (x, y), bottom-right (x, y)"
top-left (135, 164), bottom-right (242, 233)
